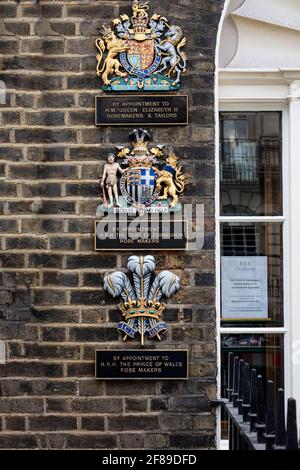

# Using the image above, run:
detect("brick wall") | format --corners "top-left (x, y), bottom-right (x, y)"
top-left (0, 0), bottom-right (224, 449)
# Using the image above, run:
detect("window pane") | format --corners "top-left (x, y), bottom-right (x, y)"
top-left (220, 112), bottom-right (282, 216)
top-left (221, 223), bottom-right (283, 327)
top-left (221, 333), bottom-right (284, 439)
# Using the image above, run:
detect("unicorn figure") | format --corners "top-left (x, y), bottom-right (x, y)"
top-left (155, 26), bottom-right (187, 85)
top-left (103, 255), bottom-right (180, 346)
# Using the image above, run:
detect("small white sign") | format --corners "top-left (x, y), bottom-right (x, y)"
top-left (0, 341), bottom-right (6, 364)
top-left (221, 256), bottom-right (268, 320)
top-left (0, 80), bottom-right (6, 105)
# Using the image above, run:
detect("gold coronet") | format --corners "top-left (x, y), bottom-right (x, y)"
top-left (119, 298), bottom-right (165, 322)
top-left (100, 24), bottom-right (113, 38)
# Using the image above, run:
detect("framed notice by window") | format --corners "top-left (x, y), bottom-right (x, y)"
top-left (221, 256), bottom-right (269, 320)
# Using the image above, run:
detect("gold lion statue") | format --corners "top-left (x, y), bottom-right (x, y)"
top-left (132, 1), bottom-right (149, 18)
top-left (95, 25), bottom-right (129, 86)
top-left (156, 153), bottom-right (185, 208)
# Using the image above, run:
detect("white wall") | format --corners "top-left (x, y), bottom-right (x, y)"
top-left (220, 0), bottom-right (300, 69)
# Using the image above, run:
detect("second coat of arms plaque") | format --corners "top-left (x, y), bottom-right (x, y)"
top-left (96, 128), bottom-right (186, 215)
top-left (94, 128), bottom-right (188, 251)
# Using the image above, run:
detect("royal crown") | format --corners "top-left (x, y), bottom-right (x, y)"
top-left (131, 15), bottom-right (148, 31)
top-left (100, 24), bottom-right (114, 39)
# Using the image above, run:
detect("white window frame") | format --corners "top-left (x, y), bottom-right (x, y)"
top-left (215, 70), bottom-right (299, 448)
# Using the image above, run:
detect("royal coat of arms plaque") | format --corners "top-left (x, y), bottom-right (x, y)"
top-left (95, 0), bottom-right (187, 91)
top-left (96, 128), bottom-right (186, 215)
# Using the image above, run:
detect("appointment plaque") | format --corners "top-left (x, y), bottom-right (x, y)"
top-left (95, 218), bottom-right (188, 251)
top-left (95, 95), bottom-right (188, 126)
top-left (95, 350), bottom-right (188, 380)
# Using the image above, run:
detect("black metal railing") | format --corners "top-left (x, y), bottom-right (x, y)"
top-left (222, 352), bottom-right (299, 450)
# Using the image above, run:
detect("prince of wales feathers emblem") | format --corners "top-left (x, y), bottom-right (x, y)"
top-left (104, 256), bottom-right (180, 346)
top-left (95, 0), bottom-right (187, 91)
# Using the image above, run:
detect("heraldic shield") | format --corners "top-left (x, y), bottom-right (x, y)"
top-left (121, 166), bottom-right (159, 207)
top-left (121, 39), bottom-right (158, 72)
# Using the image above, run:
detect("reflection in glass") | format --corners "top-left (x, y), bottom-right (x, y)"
top-left (220, 112), bottom-right (282, 216)
top-left (221, 223), bottom-right (283, 327)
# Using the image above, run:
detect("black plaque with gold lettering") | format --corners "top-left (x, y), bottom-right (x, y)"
top-left (95, 350), bottom-right (188, 380)
top-left (95, 95), bottom-right (188, 126)
top-left (95, 219), bottom-right (188, 251)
